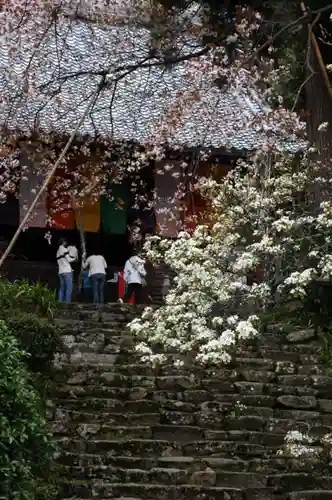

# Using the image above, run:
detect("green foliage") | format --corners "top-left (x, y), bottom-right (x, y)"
top-left (5, 314), bottom-right (62, 375)
top-left (0, 281), bottom-right (62, 498)
top-left (320, 331), bottom-right (332, 367)
top-left (0, 321), bottom-right (57, 500)
top-left (0, 280), bottom-right (58, 317)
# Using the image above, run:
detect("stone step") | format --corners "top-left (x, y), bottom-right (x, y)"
top-left (289, 493), bottom-right (332, 500)
top-left (54, 370), bottom-right (240, 386)
top-left (53, 409), bottom-right (162, 425)
top-left (267, 474), bottom-right (332, 491)
top-left (59, 482), bottom-right (244, 500)
top-left (57, 341), bottom-right (323, 363)
top-left (61, 337), bottom-right (135, 353)
top-left (51, 396), bottom-right (270, 417)
top-left (59, 466), bottom-right (268, 489)
top-left (55, 319), bottom-right (131, 331)
top-left (52, 393), bottom-right (322, 413)
top-left (59, 333), bottom-right (322, 352)
top-left (53, 362), bottom-right (265, 379)
top-left (53, 355), bottom-right (323, 376)
top-left (51, 403), bottom-right (330, 429)
top-left (56, 438), bottom-right (279, 458)
top-left (57, 350), bottom-right (323, 368)
top-left (58, 493), bottom-right (331, 500)
top-left (54, 370), bottom-right (326, 390)
top-left (58, 453), bottom-right (330, 475)
top-left (51, 381), bottom-right (322, 402)
top-left (55, 309), bottom-right (143, 325)
top-left (58, 480), bottom-right (332, 499)
top-left (51, 422), bottom-right (285, 446)
top-left (58, 453), bottom-right (324, 474)
top-left (53, 361), bottom-right (330, 386)
top-left (234, 350), bottom-right (317, 364)
top-left (51, 405), bottom-right (332, 435)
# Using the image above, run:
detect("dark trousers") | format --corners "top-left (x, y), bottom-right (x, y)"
top-left (123, 282), bottom-right (143, 304)
top-left (90, 273), bottom-right (105, 304)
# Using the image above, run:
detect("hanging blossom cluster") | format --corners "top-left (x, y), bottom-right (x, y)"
top-left (130, 143), bottom-right (332, 365)
top-left (278, 430), bottom-right (332, 462)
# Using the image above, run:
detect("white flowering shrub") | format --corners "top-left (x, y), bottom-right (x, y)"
top-left (278, 429), bottom-right (332, 463)
top-left (130, 148), bottom-right (332, 365)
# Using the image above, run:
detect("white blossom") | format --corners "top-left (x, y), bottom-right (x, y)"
top-left (318, 122), bottom-right (329, 132)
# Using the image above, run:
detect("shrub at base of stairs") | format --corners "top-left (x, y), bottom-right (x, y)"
top-left (0, 279), bottom-right (58, 316)
top-left (5, 314), bottom-right (61, 374)
top-left (0, 321), bottom-right (57, 499)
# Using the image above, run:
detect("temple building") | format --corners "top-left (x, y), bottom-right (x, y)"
top-left (0, 16), bottom-right (300, 296)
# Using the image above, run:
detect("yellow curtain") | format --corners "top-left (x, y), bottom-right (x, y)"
top-left (75, 197), bottom-right (100, 233)
top-left (73, 162), bottom-right (101, 233)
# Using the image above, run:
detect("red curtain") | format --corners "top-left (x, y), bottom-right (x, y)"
top-left (47, 168), bottom-right (75, 229)
top-left (183, 163), bottom-right (231, 233)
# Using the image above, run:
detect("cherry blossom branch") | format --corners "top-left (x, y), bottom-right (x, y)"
top-left (0, 75), bottom-right (106, 269)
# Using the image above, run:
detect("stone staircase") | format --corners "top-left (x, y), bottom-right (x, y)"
top-left (49, 303), bottom-right (332, 500)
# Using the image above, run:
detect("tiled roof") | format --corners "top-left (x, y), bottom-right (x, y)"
top-left (0, 19), bottom-right (301, 152)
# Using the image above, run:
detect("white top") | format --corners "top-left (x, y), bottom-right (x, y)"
top-left (123, 256), bottom-right (146, 284)
top-left (84, 255), bottom-right (107, 277)
top-left (68, 245), bottom-right (78, 262)
top-left (56, 245), bottom-right (75, 274)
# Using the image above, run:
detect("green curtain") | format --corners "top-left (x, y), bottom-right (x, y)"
top-left (101, 184), bottom-right (129, 234)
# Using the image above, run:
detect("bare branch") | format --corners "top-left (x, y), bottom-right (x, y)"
top-left (292, 74), bottom-right (316, 112)
top-left (247, 3), bottom-right (332, 64)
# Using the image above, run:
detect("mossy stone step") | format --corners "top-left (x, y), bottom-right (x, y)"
top-left (52, 394), bottom-right (280, 414)
top-left (267, 474), bottom-right (332, 491)
top-left (59, 465), bottom-right (268, 488)
top-left (59, 342), bottom-right (322, 357)
top-left (52, 421), bottom-right (285, 446)
top-left (60, 481), bottom-right (244, 500)
top-left (57, 453), bottom-right (331, 475)
top-left (57, 437), bottom-right (276, 458)
top-left (59, 350), bottom-right (322, 366)
top-left (51, 305), bottom-right (332, 499)
top-left (53, 409), bottom-right (161, 425)
top-left (289, 492), bottom-right (332, 500)
top-left (51, 404), bottom-right (328, 428)
top-left (53, 383), bottom-right (313, 401)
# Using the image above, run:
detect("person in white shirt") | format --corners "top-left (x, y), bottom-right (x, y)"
top-left (119, 251), bottom-right (146, 304)
top-left (56, 238), bottom-right (76, 303)
top-left (83, 251), bottom-right (107, 304)
top-left (68, 245), bottom-right (78, 263)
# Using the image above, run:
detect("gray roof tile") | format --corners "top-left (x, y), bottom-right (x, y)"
top-left (0, 20), bottom-right (301, 152)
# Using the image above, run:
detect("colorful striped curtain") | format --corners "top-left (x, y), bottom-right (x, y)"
top-left (73, 164), bottom-right (102, 233)
top-left (19, 157), bottom-right (47, 228)
top-left (101, 183), bottom-right (129, 234)
top-left (154, 161), bottom-right (181, 237)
